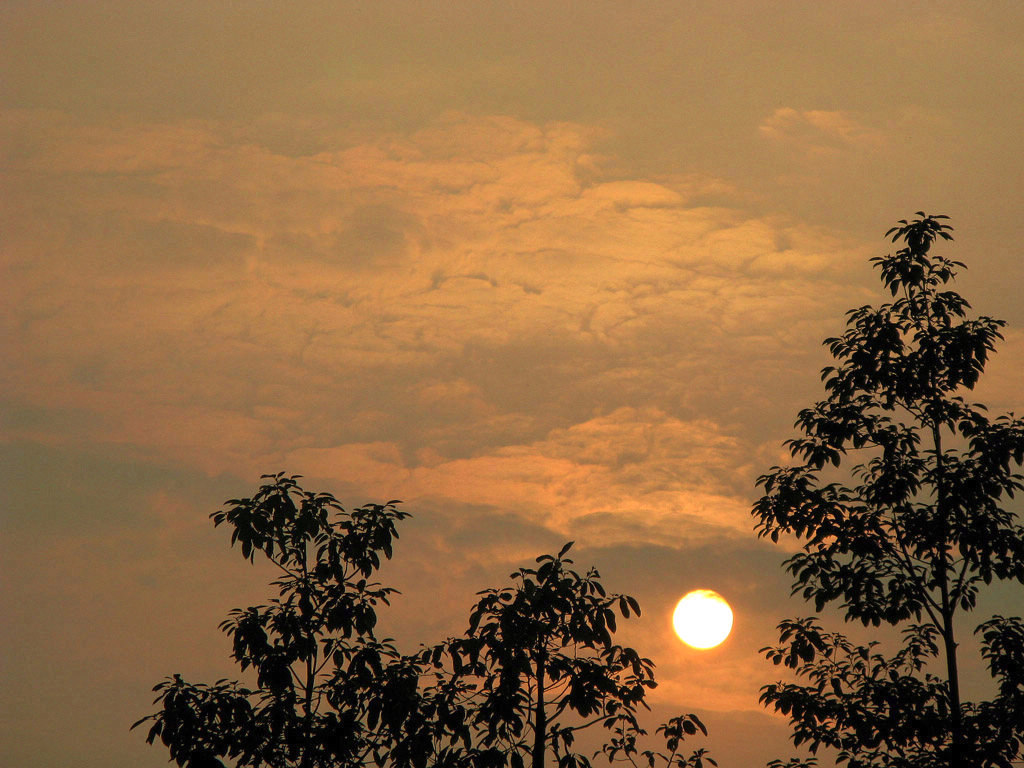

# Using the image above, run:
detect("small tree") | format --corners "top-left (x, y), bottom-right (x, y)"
top-left (753, 214), bottom-right (1024, 768)
top-left (421, 543), bottom-right (714, 768)
top-left (132, 473), bottom-right (413, 768)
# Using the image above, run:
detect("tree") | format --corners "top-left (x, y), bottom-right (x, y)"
top-left (132, 473), bottom-right (413, 768)
top-left (419, 543), bottom-right (715, 768)
top-left (135, 479), bottom-right (713, 768)
top-left (753, 214), bottom-right (1024, 768)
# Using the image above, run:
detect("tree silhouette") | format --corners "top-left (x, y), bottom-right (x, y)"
top-left (132, 473), bottom-right (413, 768)
top-left (419, 543), bottom-right (714, 768)
top-left (134, 480), bottom-right (712, 768)
top-left (753, 214), bottom-right (1024, 768)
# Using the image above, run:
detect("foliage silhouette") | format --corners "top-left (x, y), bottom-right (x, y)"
top-left (132, 473), bottom-right (412, 768)
top-left (753, 214), bottom-right (1024, 768)
top-left (419, 542), bottom-right (715, 768)
top-left (134, 477), bottom-right (713, 768)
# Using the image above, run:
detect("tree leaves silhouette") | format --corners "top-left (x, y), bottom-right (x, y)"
top-left (134, 480), bottom-right (713, 768)
top-left (419, 542), bottom-right (714, 768)
top-left (132, 474), bottom-right (411, 768)
top-left (753, 214), bottom-right (1024, 768)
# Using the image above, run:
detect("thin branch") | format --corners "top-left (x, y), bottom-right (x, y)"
top-left (558, 715), bottom-right (607, 734)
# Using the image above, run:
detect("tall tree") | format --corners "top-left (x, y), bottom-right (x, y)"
top-left (753, 214), bottom-right (1024, 768)
top-left (421, 543), bottom-right (714, 768)
top-left (132, 473), bottom-right (412, 768)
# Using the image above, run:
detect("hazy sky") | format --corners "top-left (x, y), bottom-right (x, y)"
top-left (2, 2), bottom-right (1023, 767)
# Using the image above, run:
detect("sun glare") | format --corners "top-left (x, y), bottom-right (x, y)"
top-left (672, 589), bottom-right (733, 649)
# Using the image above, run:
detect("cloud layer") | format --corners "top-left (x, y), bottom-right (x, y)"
top-left (4, 109), bottom-right (871, 516)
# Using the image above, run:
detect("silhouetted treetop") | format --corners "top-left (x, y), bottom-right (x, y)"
top-left (754, 213), bottom-right (1024, 768)
top-left (135, 478), bottom-right (714, 768)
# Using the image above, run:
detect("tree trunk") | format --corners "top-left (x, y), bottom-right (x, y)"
top-left (300, 543), bottom-right (316, 768)
top-left (531, 650), bottom-right (547, 768)
top-left (941, 613), bottom-right (964, 768)
top-left (932, 423), bottom-right (964, 768)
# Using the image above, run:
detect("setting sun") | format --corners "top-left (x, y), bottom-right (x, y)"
top-left (672, 590), bottom-right (733, 649)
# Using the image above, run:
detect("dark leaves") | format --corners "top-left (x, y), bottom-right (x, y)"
top-left (419, 544), bottom-right (710, 768)
top-left (752, 214), bottom-right (1024, 768)
top-left (139, 510), bottom-right (712, 768)
top-left (138, 476), bottom-right (417, 768)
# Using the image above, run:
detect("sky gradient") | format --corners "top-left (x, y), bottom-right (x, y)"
top-left (2, 2), bottom-right (1023, 766)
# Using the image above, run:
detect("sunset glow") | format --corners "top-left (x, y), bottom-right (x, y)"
top-left (3, 3), bottom-right (1023, 767)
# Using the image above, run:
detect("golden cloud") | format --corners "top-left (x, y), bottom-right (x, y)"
top-left (758, 107), bottom-right (887, 156)
top-left (3, 109), bottom-right (877, 545)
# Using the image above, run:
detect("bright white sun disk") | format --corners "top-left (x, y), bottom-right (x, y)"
top-left (672, 589), bottom-right (733, 649)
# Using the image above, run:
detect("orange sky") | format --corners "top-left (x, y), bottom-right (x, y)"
top-left (2, 3), bottom-right (1023, 767)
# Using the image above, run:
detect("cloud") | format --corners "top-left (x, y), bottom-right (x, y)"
top-left (3, 110), bottom-right (869, 480)
top-left (284, 407), bottom-right (754, 548)
top-left (759, 107), bottom-right (887, 156)
top-left (1, 110), bottom-right (890, 591)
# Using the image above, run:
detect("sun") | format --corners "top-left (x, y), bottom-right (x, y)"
top-left (672, 589), bottom-right (733, 649)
